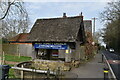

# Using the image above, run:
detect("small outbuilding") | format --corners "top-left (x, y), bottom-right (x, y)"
top-left (28, 13), bottom-right (86, 62)
top-left (8, 33), bottom-right (32, 57)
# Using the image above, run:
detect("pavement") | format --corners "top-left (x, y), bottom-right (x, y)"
top-left (64, 53), bottom-right (105, 79)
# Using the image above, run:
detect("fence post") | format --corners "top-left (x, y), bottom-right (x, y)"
top-left (47, 69), bottom-right (50, 79)
top-left (21, 65), bottom-right (24, 80)
top-left (2, 51), bottom-right (5, 65)
top-left (0, 57), bottom-right (1, 65)
top-left (17, 45), bottom-right (21, 58)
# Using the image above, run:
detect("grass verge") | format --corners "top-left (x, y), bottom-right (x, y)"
top-left (5, 54), bottom-right (31, 62)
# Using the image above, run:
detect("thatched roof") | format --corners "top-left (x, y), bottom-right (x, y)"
top-left (29, 16), bottom-right (84, 42)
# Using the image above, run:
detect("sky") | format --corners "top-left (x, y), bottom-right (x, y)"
top-left (25, 1), bottom-right (108, 33)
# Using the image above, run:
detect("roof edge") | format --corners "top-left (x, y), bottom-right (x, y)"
top-left (37, 15), bottom-right (83, 20)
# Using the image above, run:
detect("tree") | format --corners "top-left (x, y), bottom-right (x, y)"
top-left (100, 0), bottom-right (120, 52)
top-left (0, 0), bottom-right (30, 39)
top-left (100, 0), bottom-right (120, 22)
top-left (103, 20), bottom-right (120, 52)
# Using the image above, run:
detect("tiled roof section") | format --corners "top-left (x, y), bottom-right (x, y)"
top-left (9, 33), bottom-right (29, 42)
top-left (28, 16), bottom-right (84, 42)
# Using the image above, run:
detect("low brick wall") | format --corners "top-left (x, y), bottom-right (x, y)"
top-left (33, 59), bottom-right (70, 71)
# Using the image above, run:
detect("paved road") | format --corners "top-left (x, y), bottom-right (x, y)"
top-left (102, 50), bottom-right (120, 80)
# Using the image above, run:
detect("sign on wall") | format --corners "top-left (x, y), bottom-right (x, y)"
top-left (34, 43), bottom-right (68, 50)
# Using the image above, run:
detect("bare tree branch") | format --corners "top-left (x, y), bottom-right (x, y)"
top-left (1, 0), bottom-right (30, 38)
top-left (0, 0), bottom-right (15, 20)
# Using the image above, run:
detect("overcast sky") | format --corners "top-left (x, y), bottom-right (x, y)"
top-left (25, 1), bottom-right (108, 33)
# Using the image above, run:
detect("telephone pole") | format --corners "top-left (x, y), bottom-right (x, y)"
top-left (92, 17), bottom-right (98, 39)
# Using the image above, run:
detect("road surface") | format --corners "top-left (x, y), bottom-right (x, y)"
top-left (102, 50), bottom-right (120, 80)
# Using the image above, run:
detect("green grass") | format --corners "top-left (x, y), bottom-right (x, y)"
top-left (5, 54), bottom-right (32, 62)
top-left (3, 54), bottom-right (32, 78)
top-left (9, 68), bottom-right (16, 78)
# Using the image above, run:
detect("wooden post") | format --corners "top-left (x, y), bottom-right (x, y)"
top-left (47, 69), bottom-right (50, 79)
top-left (0, 57), bottom-right (1, 65)
top-left (0, 51), bottom-right (2, 65)
top-left (17, 45), bottom-right (20, 58)
top-left (2, 51), bottom-right (5, 65)
top-left (21, 65), bottom-right (24, 80)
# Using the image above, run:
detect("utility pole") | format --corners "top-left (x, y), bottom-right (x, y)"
top-left (0, 18), bottom-right (2, 65)
top-left (92, 17), bottom-right (98, 39)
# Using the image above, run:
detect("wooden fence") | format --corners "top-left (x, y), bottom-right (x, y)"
top-left (2, 44), bottom-right (32, 57)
